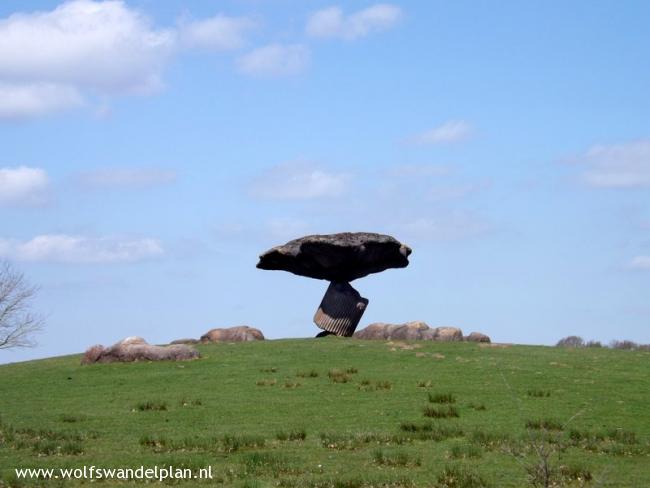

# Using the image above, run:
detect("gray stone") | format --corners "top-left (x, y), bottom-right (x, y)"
top-left (257, 232), bottom-right (411, 282)
top-left (200, 326), bottom-right (265, 343)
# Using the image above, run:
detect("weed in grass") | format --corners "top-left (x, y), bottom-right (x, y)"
top-left (61, 440), bottom-right (84, 455)
top-left (357, 379), bottom-right (375, 391)
top-left (559, 464), bottom-right (593, 484)
top-left (375, 380), bottom-right (392, 390)
top-left (284, 381), bottom-right (301, 388)
top-left (242, 452), bottom-right (299, 476)
top-left (527, 389), bottom-right (551, 398)
top-left (399, 422), bottom-right (464, 441)
top-left (346, 367), bottom-right (359, 374)
top-left (179, 398), bottom-right (203, 407)
top-left (525, 419), bottom-right (563, 431)
top-left (435, 465), bottom-right (490, 488)
top-left (606, 428), bottom-right (638, 445)
top-left (296, 369), bottom-right (319, 378)
top-left (423, 405), bottom-right (459, 419)
top-left (417, 380), bottom-right (432, 388)
top-left (140, 434), bottom-right (169, 450)
top-left (449, 443), bottom-right (483, 459)
top-left (372, 448), bottom-right (421, 467)
top-left (278, 475), bottom-right (415, 488)
top-left (222, 434), bottom-right (265, 453)
top-left (276, 429), bottom-right (306, 441)
top-left (328, 369), bottom-right (352, 383)
top-left (428, 392), bottom-right (456, 404)
top-left (256, 378), bottom-right (277, 386)
top-left (319, 432), bottom-right (409, 450)
top-left (32, 439), bottom-right (59, 455)
top-left (134, 400), bottom-right (167, 412)
top-left (59, 414), bottom-right (86, 423)
top-left (240, 480), bottom-right (263, 488)
top-left (260, 367), bottom-right (277, 373)
top-left (470, 430), bottom-right (511, 450)
top-left (468, 403), bottom-right (486, 411)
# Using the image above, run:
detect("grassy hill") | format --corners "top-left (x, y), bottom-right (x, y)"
top-left (0, 338), bottom-right (649, 487)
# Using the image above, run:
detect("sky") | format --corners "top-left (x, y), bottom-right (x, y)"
top-left (1, 0), bottom-right (649, 363)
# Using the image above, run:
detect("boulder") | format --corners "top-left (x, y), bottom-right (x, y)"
top-left (433, 327), bottom-right (464, 342)
top-left (81, 344), bottom-right (105, 364)
top-left (117, 336), bottom-right (147, 346)
top-left (81, 337), bottom-right (199, 364)
top-left (465, 332), bottom-right (491, 343)
top-left (200, 326), bottom-right (265, 343)
top-left (354, 322), bottom-right (466, 342)
top-left (353, 323), bottom-right (394, 340)
top-left (170, 338), bottom-right (200, 345)
top-left (257, 232), bottom-right (411, 282)
top-left (390, 321), bottom-right (430, 340)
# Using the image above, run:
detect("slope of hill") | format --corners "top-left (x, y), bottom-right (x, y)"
top-left (1, 339), bottom-right (649, 487)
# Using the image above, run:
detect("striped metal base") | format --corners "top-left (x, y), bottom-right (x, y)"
top-left (313, 282), bottom-right (369, 337)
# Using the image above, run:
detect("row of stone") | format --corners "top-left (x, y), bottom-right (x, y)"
top-left (81, 323), bottom-right (491, 364)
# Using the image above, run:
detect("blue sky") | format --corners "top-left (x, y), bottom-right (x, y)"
top-left (1, 0), bottom-right (649, 363)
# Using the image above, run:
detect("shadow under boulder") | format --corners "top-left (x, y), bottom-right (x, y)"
top-left (200, 325), bottom-right (265, 343)
top-left (81, 337), bottom-right (199, 364)
top-left (354, 322), bottom-right (489, 343)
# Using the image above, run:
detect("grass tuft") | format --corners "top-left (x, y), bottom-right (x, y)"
top-left (436, 465), bottom-right (490, 488)
top-left (372, 448), bottom-right (421, 467)
top-left (134, 400), bottom-right (167, 412)
top-left (525, 419), bottom-right (563, 431)
top-left (448, 442), bottom-right (483, 459)
top-left (276, 429), bottom-right (306, 441)
top-left (296, 369), bottom-right (319, 378)
top-left (428, 392), bottom-right (456, 404)
top-left (526, 389), bottom-right (551, 398)
top-left (423, 405), bottom-right (459, 419)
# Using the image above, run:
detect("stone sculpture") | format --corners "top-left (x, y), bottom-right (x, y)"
top-left (257, 232), bottom-right (412, 337)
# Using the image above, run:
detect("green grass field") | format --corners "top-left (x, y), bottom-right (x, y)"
top-left (1, 338), bottom-right (649, 487)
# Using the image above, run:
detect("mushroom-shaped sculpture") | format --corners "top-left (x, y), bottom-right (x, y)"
top-left (257, 232), bottom-right (412, 337)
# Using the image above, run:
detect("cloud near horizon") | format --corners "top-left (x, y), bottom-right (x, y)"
top-left (0, 166), bottom-right (49, 206)
top-left (0, 234), bottom-right (164, 263)
top-left (306, 4), bottom-right (402, 40)
top-left (408, 120), bottom-right (472, 145)
top-left (578, 139), bottom-right (650, 188)
top-left (0, 0), bottom-right (254, 119)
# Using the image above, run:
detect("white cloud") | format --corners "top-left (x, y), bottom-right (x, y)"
top-left (237, 43), bottom-right (310, 77)
top-left (306, 4), bottom-right (402, 40)
top-left (77, 167), bottom-right (177, 189)
top-left (0, 1), bottom-right (255, 119)
top-left (629, 255), bottom-right (650, 270)
top-left (0, 234), bottom-right (163, 263)
top-left (0, 82), bottom-right (83, 119)
top-left (0, 0), bottom-right (175, 95)
top-left (409, 120), bottom-right (472, 145)
top-left (0, 166), bottom-right (49, 206)
top-left (250, 162), bottom-right (350, 199)
top-left (178, 15), bottom-right (254, 51)
top-left (578, 140), bottom-right (650, 188)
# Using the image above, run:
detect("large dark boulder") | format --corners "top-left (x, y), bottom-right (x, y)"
top-left (257, 232), bottom-right (411, 282)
